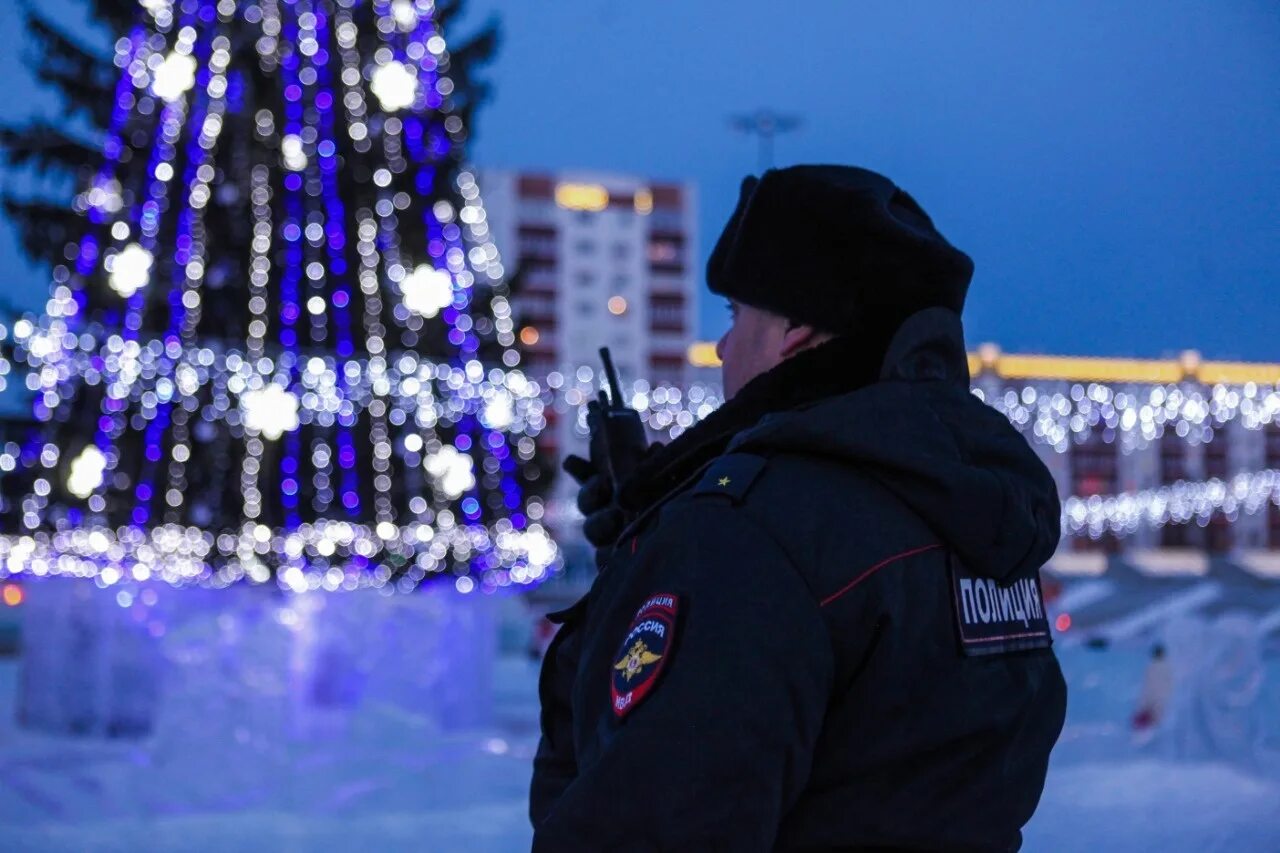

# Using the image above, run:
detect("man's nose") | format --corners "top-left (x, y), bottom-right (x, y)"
top-left (714, 333), bottom-right (726, 361)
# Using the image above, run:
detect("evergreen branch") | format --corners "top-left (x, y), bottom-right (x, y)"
top-left (87, 0), bottom-right (143, 33)
top-left (0, 293), bottom-right (34, 325)
top-left (1, 195), bottom-right (84, 268)
top-left (0, 123), bottom-right (100, 177)
top-left (433, 0), bottom-right (466, 35)
top-left (440, 13), bottom-right (499, 139)
top-left (24, 6), bottom-right (113, 81)
top-left (23, 5), bottom-right (117, 129)
top-left (437, 0), bottom-right (500, 106)
top-left (33, 67), bottom-right (116, 129)
top-left (449, 17), bottom-right (500, 76)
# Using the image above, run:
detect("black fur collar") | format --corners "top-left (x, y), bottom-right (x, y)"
top-left (618, 332), bottom-right (891, 514)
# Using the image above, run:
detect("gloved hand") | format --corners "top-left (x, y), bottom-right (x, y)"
top-left (563, 454), bottom-right (626, 569)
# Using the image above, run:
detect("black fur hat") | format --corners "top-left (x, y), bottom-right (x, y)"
top-left (706, 165), bottom-right (974, 337)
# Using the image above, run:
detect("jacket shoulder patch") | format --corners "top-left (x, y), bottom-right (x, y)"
top-left (611, 593), bottom-right (680, 719)
top-left (692, 453), bottom-right (768, 504)
top-left (949, 553), bottom-right (1052, 656)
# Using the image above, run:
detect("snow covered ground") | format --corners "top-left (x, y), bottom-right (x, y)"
top-left (1024, 645), bottom-right (1280, 851)
top-left (0, 654), bottom-right (543, 852)
top-left (0, 593), bottom-right (1277, 851)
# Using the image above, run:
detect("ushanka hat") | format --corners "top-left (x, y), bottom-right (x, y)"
top-left (706, 165), bottom-right (974, 337)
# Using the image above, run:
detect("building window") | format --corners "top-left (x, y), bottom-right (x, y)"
top-left (575, 300), bottom-right (593, 317)
top-left (649, 293), bottom-right (685, 333)
top-left (517, 224), bottom-right (557, 261)
top-left (517, 175), bottom-right (556, 199)
top-left (514, 290), bottom-right (557, 332)
top-left (649, 353), bottom-right (684, 383)
top-left (524, 351), bottom-right (557, 373)
top-left (1160, 433), bottom-right (1196, 549)
top-left (613, 275), bottom-right (630, 290)
top-left (575, 271), bottom-right (594, 288)
top-left (612, 243), bottom-right (630, 260)
top-left (648, 239), bottom-right (680, 263)
top-left (647, 230), bottom-right (685, 274)
top-left (650, 184), bottom-right (683, 211)
top-left (1070, 424), bottom-right (1120, 553)
top-left (1267, 424), bottom-right (1280, 548)
top-left (575, 239), bottom-right (596, 256)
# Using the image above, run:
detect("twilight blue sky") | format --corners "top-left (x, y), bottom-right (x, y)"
top-left (2, 1), bottom-right (1277, 359)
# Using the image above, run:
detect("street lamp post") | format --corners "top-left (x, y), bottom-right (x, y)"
top-left (729, 109), bottom-right (803, 172)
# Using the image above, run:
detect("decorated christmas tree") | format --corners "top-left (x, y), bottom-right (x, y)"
top-left (0, 0), bottom-right (556, 594)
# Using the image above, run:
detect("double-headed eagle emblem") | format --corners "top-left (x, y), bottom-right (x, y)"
top-left (613, 639), bottom-right (662, 683)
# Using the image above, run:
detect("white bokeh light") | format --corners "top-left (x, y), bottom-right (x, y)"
top-left (481, 390), bottom-right (515, 429)
top-left (523, 527), bottom-right (555, 569)
top-left (370, 61), bottom-right (418, 111)
top-left (281, 134), bottom-right (307, 171)
top-left (242, 385), bottom-right (300, 440)
top-left (391, 0), bottom-right (420, 30)
top-left (107, 243), bottom-right (154, 297)
top-left (140, 0), bottom-right (172, 18)
top-left (424, 446), bottom-right (475, 498)
top-left (67, 446), bottom-right (107, 499)
top-left (401, 264), bottom-right (453, 318)
top-left (151, 51), bottom-right (197, 102)
top-left (85, 178), bottom-right (123, 213)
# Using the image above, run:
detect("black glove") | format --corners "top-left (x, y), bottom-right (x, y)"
top-left (563, 454), bottom-right (627, 569)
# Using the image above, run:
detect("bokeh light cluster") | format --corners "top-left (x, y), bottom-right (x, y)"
top-left (1, 0), bottom-right (554, 593)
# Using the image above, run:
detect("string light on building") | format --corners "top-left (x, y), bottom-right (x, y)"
top-left (1062, 470), bottom-right (1280, 539)
top-left (548, 360), bottom-right (1280, 544)
top-left (550, 370), bottom-right (1280, 450)
top-left (976, 381), bottom-right (1280, 452)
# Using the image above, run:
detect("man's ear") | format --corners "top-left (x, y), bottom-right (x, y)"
top-left (778, 321), bottom-right (826, 360)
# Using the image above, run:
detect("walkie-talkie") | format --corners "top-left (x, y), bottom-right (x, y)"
top-left (586, 347), bottom-right (648, 499)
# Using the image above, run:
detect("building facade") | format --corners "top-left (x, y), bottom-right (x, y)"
top-left (477, 168), bottom-right (699, 566)
top-left (689, 341), bottom-right (1280, 576)
top-left (964, 348), bottom-right (1280, 571)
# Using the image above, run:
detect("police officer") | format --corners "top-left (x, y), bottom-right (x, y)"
top-left (532, 165), bottom-right (1066, 852)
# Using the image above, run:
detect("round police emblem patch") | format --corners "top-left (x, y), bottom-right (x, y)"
top-left (611, 593), bottom-right (680, 719)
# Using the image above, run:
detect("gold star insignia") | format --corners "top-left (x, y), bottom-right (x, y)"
top-left (718, 476), bottom-right (731, 486)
